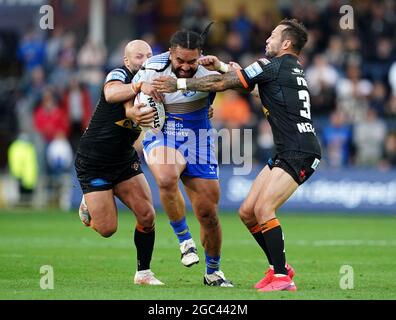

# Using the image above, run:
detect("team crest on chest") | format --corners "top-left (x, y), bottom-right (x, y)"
top-left (262, 106), bottom-right (270, 117)
top-left (115, 119), bottom-right (140, 130)
top-left (182, 90), bottom-right (197, 97)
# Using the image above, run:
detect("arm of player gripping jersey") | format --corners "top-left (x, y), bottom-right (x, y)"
top-left (104, 81), bottom-right (142, 104)
top-left (152, 71), bottom-right (248, 93)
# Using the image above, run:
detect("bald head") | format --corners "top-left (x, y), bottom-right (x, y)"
top-left (124, 40), bottom-right (152, 72)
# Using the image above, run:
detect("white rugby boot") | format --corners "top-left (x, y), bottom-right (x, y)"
top-left (134, 269), bottom-right (164, 285)
top-left (78, 196), bottom-right (91, 227)
top-left (204, 270), bottom-right (234, 287)
top-left (180, 238), bottom-right (200, 267)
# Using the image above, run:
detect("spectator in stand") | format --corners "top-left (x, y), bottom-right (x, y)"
top-left (381, 131), bottom-right (396, 168)
top-left (132, 0), bottom-right (157, 37)
top-left (255, 119), bottom-right (274, 164)
top-left (250, 11), bottom-right (275, 54)
top-left (211, 90), bottom-right (252, 165)
top-left (336, 63), bottom-right (373, 122)
top-left (359, 0), bottom-right (395, 58)
top-left (219, 31), bottom-right (244, 63)
top-left (17, 27), bottom-right (46, 73)
top-left (370, 81), bottom-right (388, 116)
top-left (142, 33), bottom-right (164, 56)
top-left (385, 94), bottom-right (396, 117)
top-left (7, 132), bottom-right (38, 204)
top-left (353, 108), bottom-right (387, 166)
top-left (212, 90), bottom-right (251, 129)
top-left (343, 34), bottom-right (363, 67)
top-left (322, 109), bottom-right (353, 168)
top-left (33, 87), bottom-right (69, 144)
top-left (306, 54), bottom-right (338, 115)
top-left (181, 0), bottom-right (211, 33)
top-left (77, 38), bottom-right (107, 109)
top-left (48, 51), bottom-right (76, 97)
top-left (62, 77), bottom-right (92, 152)
top-left (46, 132), bottom-right (73, 176)
top-left (324, 35), bottom-right (345, 72)
top-left (107, 39), bottom-right (129, 71)
top-left (366, 37), bottom-right (395, 83)
top-left (20, 66), bottom-right (46, 106)
top-left (230, 4), bottom-right (253, 51)
top-left (46, 27), bottom-right (65, 72)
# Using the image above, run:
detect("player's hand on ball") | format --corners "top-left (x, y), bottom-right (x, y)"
top-left (198, 55), bottom-right (221, 71)
top-left (152, 76), bottom-right (178, 93)
top-left (126, 102), bottom-right (156, 126)
top-left (141, 82), bottom-right (164, 103)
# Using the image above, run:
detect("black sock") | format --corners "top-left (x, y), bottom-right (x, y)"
top-left (261, 218), bottom-right (287, 275)
top-left (134, 225), bottom-right (155, 271)
top-left (249, 224), bottom-right (273, 265)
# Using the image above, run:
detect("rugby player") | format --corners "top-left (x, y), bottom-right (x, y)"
top-left (132, 30), bottom-right (233, 287)
top-left (152, 19), bottom-right (322, 292)
top-left (75, 40), bottom-right (165, 285)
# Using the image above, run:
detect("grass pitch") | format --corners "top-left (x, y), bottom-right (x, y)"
top-left (0, 210), bottom-right (395, 300)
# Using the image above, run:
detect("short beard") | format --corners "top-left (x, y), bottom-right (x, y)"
top-left (172, 66), bottom-right (197, 79)
top-left (265, 49), bottom-right (276, 58)
top-left (130, 64), bottom-right (141, 72)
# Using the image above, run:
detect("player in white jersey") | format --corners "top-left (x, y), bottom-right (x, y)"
top-left (133, 28), bottom-right (233, 287)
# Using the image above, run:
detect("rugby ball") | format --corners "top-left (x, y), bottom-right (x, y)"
top-left (134, 92), bottom-right (166, 134)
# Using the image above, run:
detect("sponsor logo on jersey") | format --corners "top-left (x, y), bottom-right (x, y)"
top-left (244, 62), bottom-right (263, 79)
top-left (259, 58), bottom-right (271, 65)
top-left (106, 71), bottom-right (126, 83)
top-left (311, 158), bottom-right (320, 170)
top-left (115, 119), bottom-right (140, 130)
top-left (132, 161), bottom-right (140, 171)
top-left (147, 96), bottom-right (161, 129)
top-left (262, 106), bottom-right (270, 117)
top-left (292, 67), bottom-right (304, 75)
top-left (182, 90), bottom-right (197, 97)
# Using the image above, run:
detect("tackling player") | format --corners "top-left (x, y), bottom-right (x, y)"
top-left (152, 19), bottom-right (322, 292)
top-left (75, 40), bottom-right (164, 285)
top-left (132, 29), bottom-right (233, 287)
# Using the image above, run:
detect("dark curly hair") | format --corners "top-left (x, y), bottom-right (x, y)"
top-left (279, 18), bottom-right (308, 54)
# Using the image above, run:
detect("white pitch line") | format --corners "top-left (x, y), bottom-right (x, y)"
top-left (294, 240), bottom-right (396, 246)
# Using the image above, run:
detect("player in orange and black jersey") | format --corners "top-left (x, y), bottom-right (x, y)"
top-left (75, 40), bottom-right (165, 285)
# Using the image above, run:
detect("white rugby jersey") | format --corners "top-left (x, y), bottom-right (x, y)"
top-left (132, 51), bottom-right (218, 115)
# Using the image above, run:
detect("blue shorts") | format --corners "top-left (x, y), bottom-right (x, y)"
top-left (143, 107), bottom-right (218, 180)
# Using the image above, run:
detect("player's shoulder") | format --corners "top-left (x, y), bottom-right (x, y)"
top-left (144, 51), bottom-right (171, 69)
top-left (105, 66), bottom-right (129, 82)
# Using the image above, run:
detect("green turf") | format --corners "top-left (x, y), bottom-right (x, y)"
top-left (0, 210), bottom-right (395, 300)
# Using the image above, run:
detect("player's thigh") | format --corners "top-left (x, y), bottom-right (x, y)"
top-left (239, 165), bottom-right (272, 218)
top-left (84, 190), bottom-right (118, 228)
top-left (146, 146), bottom-right (186, 188)
top-left (254, 167), bottom-right (298, 222)
top-left (182, 177), bottom-right (220, 219)
top-left (113, 173), bottom-right (155, 227)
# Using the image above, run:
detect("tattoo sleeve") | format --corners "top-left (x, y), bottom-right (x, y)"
top-left (186, 71), bottom-right (244, 92)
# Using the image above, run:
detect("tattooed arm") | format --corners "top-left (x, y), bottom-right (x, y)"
top-left (152, 71), bottom-right (248, 93)
top-left (187, 71), bottom-right (244, 92)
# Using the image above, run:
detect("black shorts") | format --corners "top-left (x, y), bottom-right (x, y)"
top-left (268, 151), bottom-right (321, 185)
top-left (75, 153), bottom-right (143, 194)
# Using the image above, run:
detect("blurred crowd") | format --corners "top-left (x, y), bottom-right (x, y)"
top-left (199, 0), bottom-right (396, 170)
top-left (2, 0), bottom-right (396, 205)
